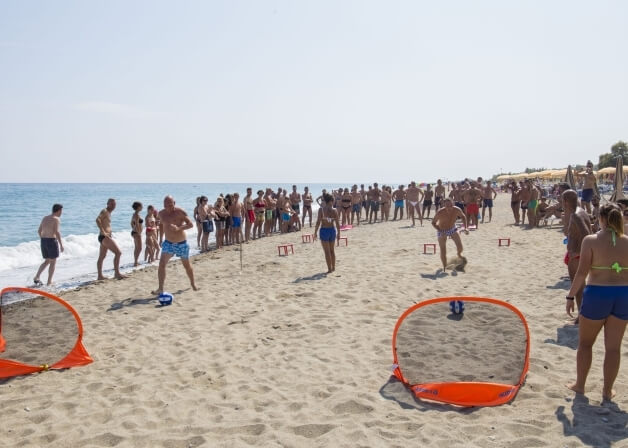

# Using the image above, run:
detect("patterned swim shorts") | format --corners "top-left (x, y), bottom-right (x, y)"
top-left (437, 226), bottom-right (458, 238)
top-left (161, 240), bottom-right (190, 259)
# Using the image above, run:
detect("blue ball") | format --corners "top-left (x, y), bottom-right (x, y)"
top-left (158, 292), bottom-right (173, 306)
top-left (449, 300), bottom-right (465, 314)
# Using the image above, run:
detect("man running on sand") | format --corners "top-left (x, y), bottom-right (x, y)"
top-left (96, 198), bottom-right (126, 280)
top-left (563, 189), bottom-right (592, 320)
top-left (406, 181), bottom-right (424, 226)
top-left (152, 195), bottom-right (198, 295)
top-left (34, 203), bottom-right (64, 286)
top-left (432, 198), bottom-right (469, 272)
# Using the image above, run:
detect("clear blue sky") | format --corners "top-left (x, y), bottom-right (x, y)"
top-left (1, 0), bottom-right (626, 183)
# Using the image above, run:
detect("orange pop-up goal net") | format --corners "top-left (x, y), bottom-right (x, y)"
top-left (392, 297), bottom-right (530, 407)
top-left (0, 287), bottom-right (92, 379)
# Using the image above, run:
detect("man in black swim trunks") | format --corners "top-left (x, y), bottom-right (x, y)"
top-left (96, 198), bottom-right (126, 280)
top-left (33, 204), bottom-right (64, 286)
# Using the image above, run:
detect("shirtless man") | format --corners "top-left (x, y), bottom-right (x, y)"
top-left (33, 204), bottom-right (64, 286)
top-left (264, 189), bottom-right (276, 236)
top-left (290, 185), bottom-right (301, 217)
top-left (519, 181), bottom-right (531, 226)
top-left (350, 185), bottom-right (362, 226)
top-left (302, 186), bottom-right (313, 227)
top-left (229, 192), bottom-right (244, 244)
top-left (508, 181), bottom-right (521, 225)
top-left (369, 183), bottom-right (382, 224)
top-left (243, 187), bottom-right (254, 242)
top-left (563, 189), bottom-right (592, 318)
top-left (96, 198), bottom-right (125, 280)
top-left (406, 181), bottom-right (424, 226)
top-left (434, 179), bottom-right (446, 211)
top-left (193, 197), bottom-right (202, 249)
top-left (576, 161), bottom-right (599, 214)
top-left (462, 182), bottom-right (482, 228)
top-left (392, 185), bottom-right (406, 220)
top-left (153, 195), bottom-right (198, 294)
top-left (380, 186), bottom-right (392, 221)
top-left (449, 183), bottom-right (464, 212)
top-left (432, 198), bottom-right (469, 271)
top-left (422, 184), bottom-right (434, 219)
top-left (358, 184), bottom-right (367, 222)
top-left (198, 196), bottom-right (213, 252)
top-left (526, 180), bottom-right (541, 228)
top-left (481, 181), bottom-right (497, 223)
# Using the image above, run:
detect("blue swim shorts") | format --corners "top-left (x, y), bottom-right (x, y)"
top-left (395, 200), bottom-right (404, 208)
top-left (319, 227), bottom-right (336, 242)
top-left (483, 199), bottom-right (493, 208)
top-left (282, 212), bottom-right (291, 222)
top-left (232, 216), bottom-right (242, 228)
top-left (580, 285), bottom-right (628, 320)
top-left (581, 188), bottom-right (594, 202)
top-left (161, 240), bottom-right (190, 260)
top-left (352, 203), bottom-right (361, 212)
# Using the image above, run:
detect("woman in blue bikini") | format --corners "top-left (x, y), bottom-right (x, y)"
top-left (566, 203), bottom-right (628, 400)
top-left (314, 193), bottom-right (341, 273)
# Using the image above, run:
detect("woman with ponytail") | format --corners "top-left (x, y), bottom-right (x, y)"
top-left (566, 203), bottom-right (628, 400)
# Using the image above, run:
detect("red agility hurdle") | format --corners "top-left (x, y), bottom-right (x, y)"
top-left (498, 238), bottom-right (510, 247)
top-left (277, 244), bottom-right (294, 256)
top-left (337, 237), bottom-right (348, 247)
top-left (302, 234), bottom-right (314, 243)
top-left (423, 243), bottom-right (437, 254)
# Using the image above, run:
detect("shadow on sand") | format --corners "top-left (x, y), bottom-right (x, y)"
top-left (293, 272), bottom-right (328, 283)
top-left (556, 395), bottom-right (627, 448)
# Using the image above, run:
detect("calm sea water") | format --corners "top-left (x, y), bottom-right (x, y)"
top-left (0, 183), bottom-right (346, 292)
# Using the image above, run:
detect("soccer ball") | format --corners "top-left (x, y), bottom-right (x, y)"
top-left (158, 292), bottom-right (174, 306)
top-left (449, 300), bottom-right (465, 314)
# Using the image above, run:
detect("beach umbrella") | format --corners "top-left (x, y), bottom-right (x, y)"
top-left (610, 156), bottom-right (625, 202)
top-left (565, 165), bottom-right (576, 189)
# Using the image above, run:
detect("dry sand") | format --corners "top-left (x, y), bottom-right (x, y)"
top-left (1, 194), bottom-right (627, 447)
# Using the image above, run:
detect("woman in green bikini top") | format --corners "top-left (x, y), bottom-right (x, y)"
top-left (565, 203), bottom-right (628, 401)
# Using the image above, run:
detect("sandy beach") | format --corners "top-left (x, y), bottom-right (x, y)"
top-left (1, 194), bottom-right (627, 447)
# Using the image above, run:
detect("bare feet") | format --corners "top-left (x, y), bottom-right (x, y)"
top-left (192, 284), bottom-right (199, 291)
top-left (566, 382), bottom-right (585, 394)
top-left (115, 274), bottom-right (127, 280)
top-left (151, 289), bottom-right (163, 296)
top-left (97, 276), bottom-right (106, 280)
top-left (603, 389), bottom-right (616, 401)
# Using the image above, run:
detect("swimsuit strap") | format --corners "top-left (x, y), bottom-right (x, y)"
top-left (591, 262), bottom-right (628, 273)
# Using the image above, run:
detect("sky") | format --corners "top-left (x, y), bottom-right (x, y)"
top-left (1, 0), bottom-right (627, 183)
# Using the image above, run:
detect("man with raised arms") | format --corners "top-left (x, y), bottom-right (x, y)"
top-left (432, 198), bottom-right (469, 272)
top-left (302, 186), bottom-right (313, 227)
top-left (481, 180), bottom-right (497, 223)
top-left (243, 187), bottom-right (254, 242)
top-left (368, 183), bottom-right (381, 224)
top-left (152, 195), bottom-right (198, 295)
top-left (575, 161), bottom-right (599, 214)
top-left (34, 203), bottom-right (64, 286)
top-left (392, 185), bottom-right (406, 220)
top-left (406, 181), bottom-right (424, 226)
top-left (434, 179), bottom-right (446, 211)
top-left (563, 189), bottom-right (592, 321)
top-left (96, 198), bottom-right (126, 280)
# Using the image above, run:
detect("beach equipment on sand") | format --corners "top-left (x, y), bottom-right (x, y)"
top-left (423, 243), bottom-right (437, 254)
top-left (277, 244), bottom-right (294, 256)
top-left (158, 292), bottom-right (174, 306)
top-left (392, 297), bottom-right (530, 407)
top-left (610, 156), bottom-right (625, 202)
top-left (498, 238), bottom-right (510, 246)
top-left (449, 300), bottom-right (465, 314)
top-left (340, 225), bottom-right (353, 230)
top-left (0, 287), bottom-right (92, 379)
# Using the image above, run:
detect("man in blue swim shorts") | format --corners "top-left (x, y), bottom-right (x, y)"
top-left (152, 195), bottom-right (198, 295)
top-left (575, 161), bottom-right (599, 215)
top-left (229, 192), bottom-right (244, 244)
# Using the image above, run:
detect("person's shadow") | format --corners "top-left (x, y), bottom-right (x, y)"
top-left (544, 324), bottom-right (579, 350)
top-left (293, 272), bottom-right (327, 283)
top-left (556, 395), bottom-right (627, 447)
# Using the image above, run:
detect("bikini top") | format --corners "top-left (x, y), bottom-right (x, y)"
top-left (322, 208), bottom-right (334, 223)
top-left (590, 230), bottom-right (628, 273)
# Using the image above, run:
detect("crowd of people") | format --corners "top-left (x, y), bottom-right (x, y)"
top-left (31, 166), bottom-right (628, 402)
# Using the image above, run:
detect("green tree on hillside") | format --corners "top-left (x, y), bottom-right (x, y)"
top-left (598, 141), bottom-right (628, 168)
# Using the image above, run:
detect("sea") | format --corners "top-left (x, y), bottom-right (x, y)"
top-left (0, 183), bottom-right (348, 295)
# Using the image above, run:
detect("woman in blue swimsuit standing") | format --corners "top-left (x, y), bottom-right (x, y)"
top-left (314, 193), bottom-right (341, 274)
top-left (566, 203), bottom-right (628, 401)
